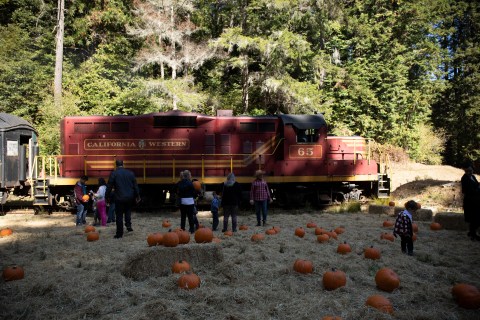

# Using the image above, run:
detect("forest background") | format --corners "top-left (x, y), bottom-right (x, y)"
top-left (0, 0), bottom-right (478, 168)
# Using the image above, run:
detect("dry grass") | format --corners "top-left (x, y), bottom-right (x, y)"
top-left (1, 209), bottom-right (479, 320)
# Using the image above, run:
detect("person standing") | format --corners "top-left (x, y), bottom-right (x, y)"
top-left (105, 160), bottom-right (140, 239)
top-left (221, 173), bottom-right (242, 232)
top-left (74, 175), bottom-right (89, 226)
top-left (106, 188), bottom-right (116, 224)
top-left (461, 164), bottom-right (480, 241)
top-left (177, 170), bottom-right (197, 233)
top-left (249, 170), bottom-right (273, 226)
top-left (210, 191), bottom-right (220, 231)
top-left (393, 200), bottom-right (418, 256)
top-left (92, 178), bottom-right (107, 227)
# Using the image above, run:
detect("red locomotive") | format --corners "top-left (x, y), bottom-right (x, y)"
top-left (34, 110), bottom-right (390, 210)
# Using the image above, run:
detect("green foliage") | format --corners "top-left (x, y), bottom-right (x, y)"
top-left (0, 0), bottom-right (477, 167)
top-left (0, 24), bottom-right (52, 121)
top-left (408, 124), bottom-right (445, 165)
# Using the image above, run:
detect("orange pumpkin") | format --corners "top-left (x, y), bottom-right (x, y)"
top-left (317, 233), bottom-right (330, 243)
top-left (451, 283), bottom-right (480, 309)
top-left (194, 228), bottom-right (213, 243)
top-left (323, 268), bottom-right (347, 291)
top-left (162, 220), bottom-right (172, 228)
top-left (178, 273), bottom-right (201, 290)
top-left (314, 227), bottom-right (327, 235)
top-left (192, 180), bottom-right (202, 191)
top-left (388, 201), bottom-right (395, 207)
top-left (163, 230), bottom-right (180, 247)
top-left (382, 220), bottom-right (394, 228)
top-left (86, 232), bottom-right (99, 242)
top-left (224, 230), bottom-right (234, 236)
top-left (175, 230), bottom-right (190, 244)
top-left (2, 265), bottom-right (24, 281)
top-left (251, 233), bottom-right (265, 242)
top-left (273, 226), bottom-right (281, 233)
top-left (375, 267), bottom-right (400, 292)
top-left (306, 222), bottom-right (317, 228)
top-left (0, 228), bottom-right (13, 237)
top-left (265, 227), bottom-right (277, 235)
top-left (334, 226), bottom-right (345, 234)
top-left (380, 232), bottom-right (395, 242)
top-left (326, 230), bottom-right (338, 240)
top-left (365, 295), bottom-right (394, 314)
top-left (293, 259), bottom-right (314, 274)
top-left (239, 225), bottom-right (249, 231)
top-left (295, 227), bottom-right (306, 238)
top-left (364, 246), bottom-right (381, 260)
top-left (147, 232), bottom-right (163, 246)
top-left (430, 222), bottom-right (442, 230)
top-left (412, 233), bottom-right (417, 242)
top-left (212, 236), bottom-right (221, 243)
top-left (84, 225), bottom-right (96, 233)
top-left (82, 194), bottom-right (90, 202)
top-left (337, 241), bottom-right (352, 254)
top-left (412, 223), bottom-right (419, 233)
top-left (172, 260), bottom-right (191, 274)
top-left (322, 316), bottom-right (342, 320)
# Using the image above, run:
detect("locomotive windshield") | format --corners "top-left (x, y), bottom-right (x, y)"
top-left (279, 114), bottom-right (326, 143)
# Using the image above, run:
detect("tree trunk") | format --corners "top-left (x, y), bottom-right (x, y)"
top-left (242, 54), bottom-right (249, 114)
top-left (53, 0), bottom-right (65, 107)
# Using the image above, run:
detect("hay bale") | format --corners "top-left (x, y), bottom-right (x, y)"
top-left (368, 205), bottom-right (394, 216)
top-left (433, 212), bottom-right (468, 231)
top-left (122, 243), bottom-right (224, 280)
top-left (412, 209), bottom-right (433, 221)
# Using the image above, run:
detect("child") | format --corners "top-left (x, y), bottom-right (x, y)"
top-left (393, 200), bottom-right (419, 256)
top-left (92, 178), bottom-right (107, 226)
top-left (210, 191), bottom-right (220, 231)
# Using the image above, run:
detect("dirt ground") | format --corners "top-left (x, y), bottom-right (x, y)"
top-left (389, 162), bottom-right (466, 213)
top-left (1, 163), bottom-right (479, 320)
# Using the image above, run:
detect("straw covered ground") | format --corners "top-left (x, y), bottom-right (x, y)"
top-left (1, 208), bottom-right (479, 320)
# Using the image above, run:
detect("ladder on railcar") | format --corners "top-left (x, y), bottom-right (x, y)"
top-left (377, 154), bottom-right (391, 198)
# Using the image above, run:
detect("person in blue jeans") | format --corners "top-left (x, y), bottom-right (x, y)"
top-left (210, 191), bottom-right (220, 231)
top-left (249, 170), bottom-right (273, 226)
top-left (74, 175), bottom-right (89, 226)
top-left (105, 160), bottom-right (140, 239)
top-left (107, 189), bottom-right (116, 224)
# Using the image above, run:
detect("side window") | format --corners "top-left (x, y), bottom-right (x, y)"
top-left (296, 128), bottom-right (319, 143)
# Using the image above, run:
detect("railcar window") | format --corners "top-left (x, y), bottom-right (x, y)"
top-left (74, 122), bottom-right (93, 133)
top-left (259, 122), bottom-right (275, 132)
top-left (205, 134), bottom-right (215, 154)
top-left (296, 128), bottom-right (319, 143)
top-left (240, 123), bottom-right (256, 132)
top-left (153, 116), bottom-right (196, 127)
top-left (243, 141), bottom-right (252, 153)
top-left (220, 134), bottom-right (230, 154)
top-left (240, 122), bottom-right (275, 132)
top-left (111, 122), bottom-right (129, 132)
top-left (94, 122), bottom-right (110, 132)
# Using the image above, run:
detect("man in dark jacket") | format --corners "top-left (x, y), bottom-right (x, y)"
top-left (106, 160), bottom-right (140, 239)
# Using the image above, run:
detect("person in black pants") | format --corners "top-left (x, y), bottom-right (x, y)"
top-left (461, 164), bottom-right (480, 241)
top-left (105, 160), bottom-right (140, 239)
top-left (393, 200), bottom-right (418, 256)
top-left (177, 170), bottom-right (198, 233)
